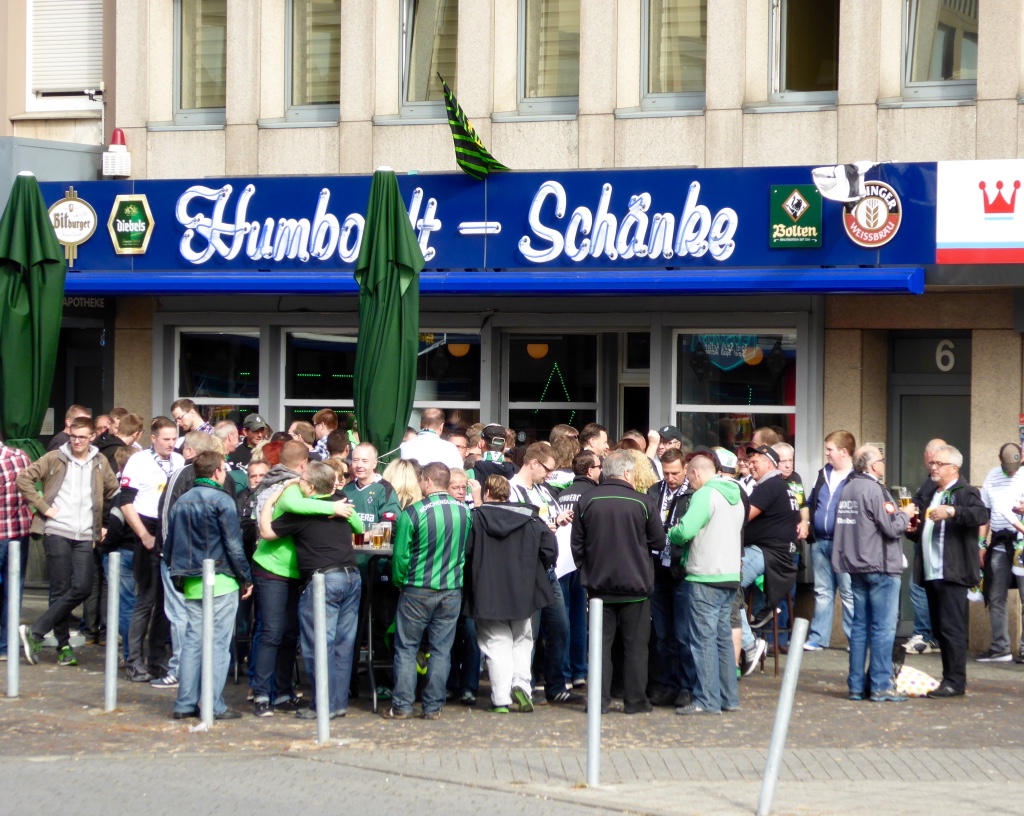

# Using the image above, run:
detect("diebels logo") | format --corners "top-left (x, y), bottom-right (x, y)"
top-left (842, 182), bottom-right (902, 248)
top-left (108, 194), bottom-right (155, 255)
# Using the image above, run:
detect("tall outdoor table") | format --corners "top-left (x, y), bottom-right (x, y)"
top-left (353, 544), bottom-right (394, 713)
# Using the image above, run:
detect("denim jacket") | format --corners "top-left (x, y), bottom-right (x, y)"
top-left (163, 482), bottom-right (252, 586)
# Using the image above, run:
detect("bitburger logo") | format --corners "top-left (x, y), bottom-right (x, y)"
top-left (842, 181), bottom-right (902, 247)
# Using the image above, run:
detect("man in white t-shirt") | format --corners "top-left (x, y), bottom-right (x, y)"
top-left (400, 408), bottom-right (464, 470)
top-left (121, 416), bottom-right (184, 683)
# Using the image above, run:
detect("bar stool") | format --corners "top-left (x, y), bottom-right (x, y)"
top-left (746, 587), bottom-right (795, 677)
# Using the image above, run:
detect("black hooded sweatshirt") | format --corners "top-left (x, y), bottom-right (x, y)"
top-left (464, 502), bottom-right (557, 620)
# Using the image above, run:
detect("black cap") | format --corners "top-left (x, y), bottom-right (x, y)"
top-left (746, 445), bottom-right (780, 467)
top-left (482, 424), bottom-right (506, 450)
top-left (658, 425), bottom-right (683, 443)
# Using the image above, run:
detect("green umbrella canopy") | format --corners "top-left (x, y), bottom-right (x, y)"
top-left (353, 168), bottom-right (424, 466)
top-left (0, 171), bottom-right (66, 460)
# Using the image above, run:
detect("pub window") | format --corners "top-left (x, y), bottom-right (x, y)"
top-left (286, 0), bottom-right (340, 122)
top-left (673, 330), bottom-right (797, 451)
top-left (506, 334), bottom-right (598, 443)
top-left (903, 0), bottom-right (977, 101)
top-left (174, 0), bottom-right (227, 126)
top-left (642, 0), bottom-right (707, 112)
top-left (519, 0), bottom-right (580, 115)
top-left (401, 0), bottom-right (458, 118)
top-left (770, 0), bottom-right (839, 105)
top-left (176, 330), bottom-right (259, 425)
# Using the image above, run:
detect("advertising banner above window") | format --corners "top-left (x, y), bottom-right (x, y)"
top-left (40, 163), bottom-right (935, 295)
top-left (937, 159), bottom-right (1024, 264)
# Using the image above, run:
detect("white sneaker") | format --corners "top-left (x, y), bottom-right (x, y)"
top-left (743, 638), bottom-right (767, 676)
top-left (903, 634), bottom-right (925, 654)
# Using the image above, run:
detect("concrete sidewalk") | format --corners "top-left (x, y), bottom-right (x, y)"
top-left (3, 589), bottom-right (1024, 814)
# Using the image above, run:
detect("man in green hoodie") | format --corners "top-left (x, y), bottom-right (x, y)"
top-left (669, 454), bottom-right (745, 715)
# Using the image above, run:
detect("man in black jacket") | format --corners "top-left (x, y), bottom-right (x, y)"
top-left (571, 450), bottom-right (664, 714)
top-left (906, 444), bottom-right (989, 697)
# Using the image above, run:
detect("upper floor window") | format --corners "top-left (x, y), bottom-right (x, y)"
top-left (175, 0), bottom-right (226, 126)
top-left (770, 0), bottom-right (839, 105)
top-left (287, 0), bottom-right (340, 121)
top-left (401, 0), bottom-right (458, 118)
top-left (642, 0), bottom-right (706, 111)
top-left (28, 0), bottom-right (104, 112)
top-left (903, 0), bottom-right (977, 101)
top-left (519, 0), bottom-right (579, 115)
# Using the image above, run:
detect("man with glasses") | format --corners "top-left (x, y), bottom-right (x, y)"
top-left (509, 442), bottom-right (575, 703)
top-left (170, 399), bottom-right (214, 450)
top-left (906, 444), bottom-right (988, 698)
top-left (904, 439), bottom-right (947, 656)
top-left (17, 417), bottom-right (119, 666)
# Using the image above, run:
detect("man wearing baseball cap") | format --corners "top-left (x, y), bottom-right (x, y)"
top-left (739, 445), bottom-right (800, 646)
top-left (467, 424), bottom-right (518, 482)
top-left (229, 414), bottom-right (270, 468)
top-left (647, 425), bottom-right (684, 479)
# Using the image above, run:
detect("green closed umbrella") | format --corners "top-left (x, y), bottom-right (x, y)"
top-left (0, 171), bottom-right (66, 460)
top-left (353, 168), bottom-right (424, 466)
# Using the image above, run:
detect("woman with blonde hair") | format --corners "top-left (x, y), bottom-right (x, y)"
top-left (626, 449), bottom-right (658, 493)
top-left (382, 459), bottom-right (423, 510)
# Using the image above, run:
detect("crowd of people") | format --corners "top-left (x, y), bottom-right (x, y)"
top-left (0, 400), bottom-right (1020, 721)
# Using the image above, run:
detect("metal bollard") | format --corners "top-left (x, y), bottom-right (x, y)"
top-left (586, 597), bottom-right (604, 787)
top-left (200, 559), bottom-right (215, 728)
top-left (6, 540), bottom-right (20, 698)
top-left (756, 617), bottom-right (810, 816)
top-left (104, 552), bottom-right (121, 712)
top-left (312, 573), bottom-right (330, 745)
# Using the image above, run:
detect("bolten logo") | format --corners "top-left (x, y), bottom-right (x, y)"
top-left (842, 182), bottom-right (902, 248)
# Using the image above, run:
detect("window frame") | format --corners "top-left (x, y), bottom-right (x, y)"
top-left (284, 0), bottom-right (341, 123)
top-left (670, 328), bottom-right (798, 446)
top-left (503, 331), bottom-right (600, 430)
top-left (173, 0), bottom-right (227, 127)
top-left (174, 328), bottom-right (261, 417)
top-left (25, 0), bottom-right (105, 113)
top-left (901, 0), bottom-right (978, 102)
top-left (398, 0), bottom-right (454, 120)
top-left (768, 0), bottom-right (839, 107)
top-left (640, 0), bottom-right (707, 113)
top-left (517, 0), bottom-right (580, 116)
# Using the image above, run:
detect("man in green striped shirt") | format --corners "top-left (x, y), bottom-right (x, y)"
top-left (384, 462), bottom-right (471, 720)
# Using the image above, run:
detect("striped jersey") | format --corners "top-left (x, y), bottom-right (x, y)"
top-left (392, 491), bottom-right (472, 590)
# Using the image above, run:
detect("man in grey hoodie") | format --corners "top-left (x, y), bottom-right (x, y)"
top-left (669, 454), bottom-right (745, 715)
top-left (16, 416), bottom-right (119, 666)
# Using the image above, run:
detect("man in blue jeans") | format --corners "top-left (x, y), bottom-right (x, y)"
top-left (805, 430), bottom-right (856, 651)
top-left (385, 463), bottom-right (471, 720)
top-left (164, 451), bottom-right (252, 720)
top-left (832, 445), bottom-right (916, 702)
top-left (259, 461), bottom-right (364, 719)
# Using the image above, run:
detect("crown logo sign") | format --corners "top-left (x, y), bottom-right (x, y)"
top-left (980, 180), bottom-right (1021, 218)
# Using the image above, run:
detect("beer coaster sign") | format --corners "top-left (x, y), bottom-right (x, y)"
top-left (769, 184), bottom-right (822, 248)
top-left (48, 186), bottom-right (98, 268)
top-left (108, 194), bottom-right (155, 255)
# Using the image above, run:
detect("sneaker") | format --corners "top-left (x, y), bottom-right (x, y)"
top-left (274, 696), bottom-right (306, 712)
top-left (19, 625), bottom-right (41, 665)
top-left (512, 686), bottom-right (535, 713)
top-left (870, 689), bottom-right (907, 703)
top-left (381, 707), bottom-right (413, 720)
top-left (674, 691), bottom-right (693, 708)
top-left (246, 688), bottom-right (255, 702)
top-left (173, 708), bottom-right (200, 720)
top-left (803, 642), bottom-right (824, 652)
top-left (848, 692), bottom-right (863, 701)
top-left (904, 635), bottom-right (932, 655)
top-left (749, 608), bottom-right (777, 630)
top-left (925, 639), bottom-right (941, 652)
top-left (547, 687), bottom-right (581, 704)
top-left (57, 646), bottom-right (77, 666)
top-left (215, 708), bottom-right (242, 720)
top-left (421, 710), bottom-right (441, 721)
top-left (572, 677), bottom-right (587, 688)
top-left (743, 638), bottom-right (767, 676)
top-left (974, 649), bottom-right (1013, 663)
top-left (124, 666), bottom-right (153, 683)
top-left (0, 653), bottom-right (6, 662)
top-left (675, 702), bottom-right (720, 716)
top-left (254, 700), bottom-right (273, 717)
top-left (1014, 652), bottom-right (1024, 665)
top-left (150, 674), bottom-right (178, 689)
top-left (624, 700), bottom-right (654, 714)
top-left (459, 691), bottom-right (476, 706)
top-left (648, 688), bottom-right (677, 707)
top-left (487, 705), bottom-right (510, 714)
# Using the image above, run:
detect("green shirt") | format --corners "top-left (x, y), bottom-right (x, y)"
top-left (342, 479), bottom-right (402, 526)
top-left (252, 484), bottom-right (337, 579)
top-left (182, 573), bottom-right (240, 600)
top-left (392, 492), bottom-right (471, 590)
